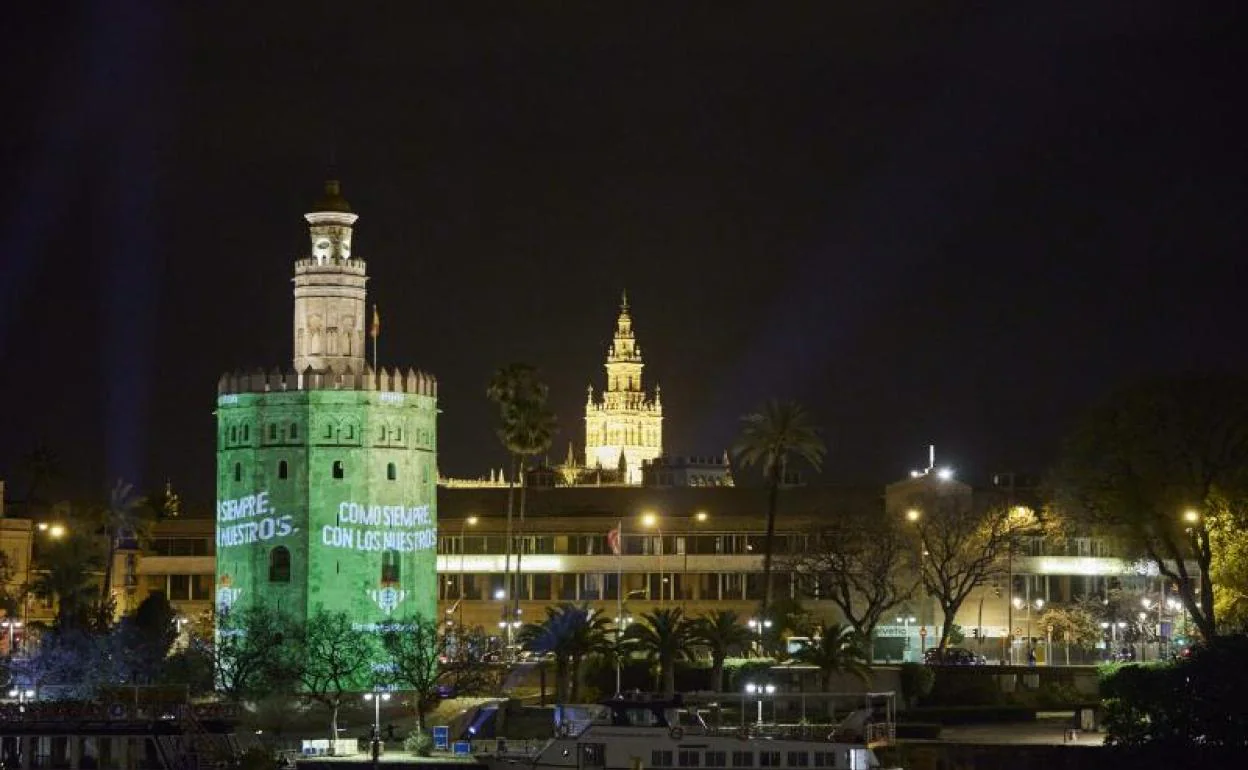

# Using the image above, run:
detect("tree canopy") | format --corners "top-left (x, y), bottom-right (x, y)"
top-left (1052, 374), bottom-right (1248, 638)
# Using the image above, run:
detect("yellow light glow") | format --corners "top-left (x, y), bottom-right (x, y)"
top-left (1183, 509), bottom-right (1200, 524)
top-left (906, 509), bottom-right (920, 522)
top-left (49, 524), bottom-right (66, 538)
top-left (466, 515), bottom-right (479, 526)
top-left (642, 512), bottom-right (658, 527)
top-left (695, 511), bottom-right (709, 522)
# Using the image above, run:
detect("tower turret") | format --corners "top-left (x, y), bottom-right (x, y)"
top-left (292, 180), bottom-right (368, 373)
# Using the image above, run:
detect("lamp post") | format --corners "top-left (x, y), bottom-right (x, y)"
top-left (744, 682), bottom-right (775, 727)
top-left (896, 615), bottom-right (916, 662)
top-left (362, 690), bottom-right (391, 763)
top-left (1, 619), bottom-right (21, 656)
top-left (642, 512), bottom-right (664, 605)
top-left (8, 687), bottom-right (36, 714)
top-left (748, 618), bottom-right (772, 658)
top-left (458, 516), bottom-right (479, 631)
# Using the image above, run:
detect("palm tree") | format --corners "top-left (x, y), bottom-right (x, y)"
top-left (691, 610), bottom-right (754, 692)
top-left (733, 400), bottom-right (825, 619)
top-left (96, 480), bottom-right (153, 626)
top-left (791, 622), bottom-right (871, 692)
top-left (30, 529), bottom-right (105, 628)
top-left (487, 365), bottom-right (558, 626)
top-left (518, 603), bottom-right (609, 702)
top-left (626, 608), bottom-right (698, 697)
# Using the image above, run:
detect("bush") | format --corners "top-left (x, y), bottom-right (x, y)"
top-left (898, 663), bottom-right (934, 708)
top-left (236, 747), bottom-right (277, 770)
top-left (925, 668), bottom-right (1004, 706)
top-left (723, 658), bottom-right (777, 691)
top-left (404, 730), bottom-right (434, 756)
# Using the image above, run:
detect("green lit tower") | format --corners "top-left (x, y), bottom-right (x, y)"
top-left (215, 181), bottom-right (438, 632)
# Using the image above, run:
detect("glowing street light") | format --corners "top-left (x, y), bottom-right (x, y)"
top-left (695, 511), bottom-right (709, 522)
top-left (362, 690), bottom-right (391, 760)
top-left (905, 509), bottom-right (920, 523)
top-left (458, 516), bottom-right (479, 630)
top-left (1183, 509), bottom-right (1200, 524)
top-left (936, 468), bottom-right (954, 480)
top-left (747, 618), bottom-right (772, 657)
top-left (641, 512), bottom-right (665, 604)
top-left (743, 682), bottom-right (776, 726)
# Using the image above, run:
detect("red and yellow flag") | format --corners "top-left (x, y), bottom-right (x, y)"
top-left (370, 304), bottom-right (380, 339)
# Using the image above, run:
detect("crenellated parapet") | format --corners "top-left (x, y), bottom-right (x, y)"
top-left (217, 366), bottom-right (437, 397)
top-left (293, 256), bottom-right (368, 274)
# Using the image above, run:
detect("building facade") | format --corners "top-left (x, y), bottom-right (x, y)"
top-left (214, 181), bottom-right (440, 631)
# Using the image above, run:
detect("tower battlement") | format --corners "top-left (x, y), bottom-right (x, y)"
top-left (217, 366), bottom-right (437, 398)
top-left (293, 256), bottom-right (368, 274)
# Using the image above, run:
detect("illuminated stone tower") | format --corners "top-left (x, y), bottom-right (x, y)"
top-left (216, 181), bottom-right (438, 645)
top-left (293, 180), bottom-right (367, 373)
top-left (585, 291), bottom-right (663, 483)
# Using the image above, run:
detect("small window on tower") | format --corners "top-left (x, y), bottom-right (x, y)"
top-left (381, 550), bottom-right (400, 584)
top-left (387, 462), bottom-right (397, 481)
top-left (332, 460), bottom-right (344, 479)
top-left (229, 426), bottom-right (237, 443)
top-left (242, 424), bottom-right (249, 441)
top-left (278, 460), bottom-right (288, 480)
top-left (269, 424), bottom-right (277, 441)
top-left (290, 423), bottom-right (298, 440)
top-left (234, 463), bottom-right (241, 482)
top-left (269, 547), bottom-right (291, 582)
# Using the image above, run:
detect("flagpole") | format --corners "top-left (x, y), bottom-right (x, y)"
top-left (615, 518), bottom-right (623, 697)
top-left (371, 304), bottom-right (379, 374)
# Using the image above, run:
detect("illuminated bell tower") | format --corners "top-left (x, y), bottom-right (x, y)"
top-left (585, 291), bottom-right (663, 483)
top-left (293, 180), bottom-right (367, 373)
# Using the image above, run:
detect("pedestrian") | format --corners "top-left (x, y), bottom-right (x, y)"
top-left (1027, 648), bottom-right (1037, 666)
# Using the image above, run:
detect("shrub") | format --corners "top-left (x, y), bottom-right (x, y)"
top-left (404, 730), bottom-right (434, 756)
top-left (899, 705), bottom-right (1035, 725)
top-left (925, 668), bottom-right (1004, 706)
top-left (236, 747), bottom-right (277, 770)
top-left (898, 663), bottom-right (934, 708)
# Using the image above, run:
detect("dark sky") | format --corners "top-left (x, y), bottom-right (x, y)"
top-left (2, 2), bottom-right (1245, 507)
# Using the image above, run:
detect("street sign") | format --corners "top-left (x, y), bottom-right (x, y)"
top-left (432, 726), bottom-right (450, 750)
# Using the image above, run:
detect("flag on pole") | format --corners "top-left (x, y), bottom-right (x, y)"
top-left (607, 526), bottom-right (621, 555)
top-left (370, 304), bottom-right (380, 339)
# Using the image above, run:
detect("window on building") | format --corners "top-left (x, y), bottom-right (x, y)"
top-left (192, 574), bottom-right (214, 600)
top-left (278, 460), bottom-right (288, 480)
top-left (731, 752), bottom-right (754, 768)
top-left (332, 460), bottom-right (344, 479)
top-left (531, 574), bottom-right (552, 600)
top-left (242, 424), bottom-right (249, 441)
top-left (381, 550), bottom-right (400, 584)
top-left (269, 547), bottom-right (291, 582)
top-left (268, 424), bottom-right (277, 441)
top-left (387, 462), bottom-right (397, 481)
top-left (290, 422), bottom-right (298, 440)
top-left (706, 752), bottom-right (726, 768)
top-left (229, 426), bottom-right (237, 443)
top-left (759, 752), bottom-right (781, 768)
top-left (169, 574), bottom-right (191, 601)
top-left (233, 463), bottom-right (241, 482)
top-left (788, 752), bottom-right (809, 767)
top-left (678, 750), bottom-right (700, 767)
top-left (652, 752), bottom-right (673, 768)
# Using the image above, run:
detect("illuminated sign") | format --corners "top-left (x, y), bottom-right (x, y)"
top-left (321, 502), bottom-right (436, 553)
top-left (217, 491), bottom-right (296, 548)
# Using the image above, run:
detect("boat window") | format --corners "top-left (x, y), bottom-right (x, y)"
top-left (812, 752), bottom-right (833, 768)
top-left (847, 749), bottom-right (870, 770)
top-left (652, 751), bottom-right (674, 767)
top-left (579, 743), bottom-right (606, 770)
top-left (788, 752), bottom-right (810, 767)
top-left (706, 752), bottom-right (727, 767)
top-left (731, 751), bottom-right (754, 767)
top-left (678, 750), bottom-right (700, 767)
top-left (759, 752), bottom-right (782, 767)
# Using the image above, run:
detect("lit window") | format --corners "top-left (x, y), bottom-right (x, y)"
top-left (278, 460), bottom-right (288, 480)
top-left (387, 462), bottom-right (397, 481)
top-left (269, 547), bottom-right (291, 582)
top-left (332, 460), bottom-right (344, 479)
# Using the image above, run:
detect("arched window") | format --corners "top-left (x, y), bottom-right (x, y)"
top-left (290, 423), bottom-right (299, 440)
top-left (242, 424), bottom-right (249, 441)
top-left (269, 547), bottom-right (291, 582)
top-left (229, 426), bottom-right (237, 443)
top-left (381, 550), bottom-right (400, 584)
top-left (233, 463), bottom-right (241, 482)
top-left (332, 460), bottom-right (344, 479)
top-left (268, 424), bottom-right (277, 441)
top-left (278, 460), bottom-right (288, 480)
top-left (387, 462), bottom-right (397, 481)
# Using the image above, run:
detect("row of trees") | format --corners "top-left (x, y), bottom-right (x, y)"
top-left (517, 604), bottom-right (869, 702)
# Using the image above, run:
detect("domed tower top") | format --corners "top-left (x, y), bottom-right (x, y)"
top-left (312, 179), bottom-right (353, 214)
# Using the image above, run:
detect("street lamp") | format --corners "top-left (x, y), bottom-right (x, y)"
top-left (363, 690), bottom-right (391, 761)
top-left (744, 683), bottom-right (776, 726)
top-left (458, 516), bottom-right (479, 630)
top-left (905, 509), bottom-right (920, 523)
top-left (9, 688), bottom-right (36, 714)
top-left (1, 619), bottom-right (21, 656)
top-left (747, 617), bottom-right (772, 657)
top-left (641, 512), bottom-right (664, 604)
top-left (896, 615), bottom-right (917, 661)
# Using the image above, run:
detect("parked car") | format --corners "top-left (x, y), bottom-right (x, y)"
top-left (924, 647), bottom-right (983, 665)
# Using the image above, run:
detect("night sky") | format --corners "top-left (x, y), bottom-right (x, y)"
top-left (3, 2), bottom-right (1245, 507)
